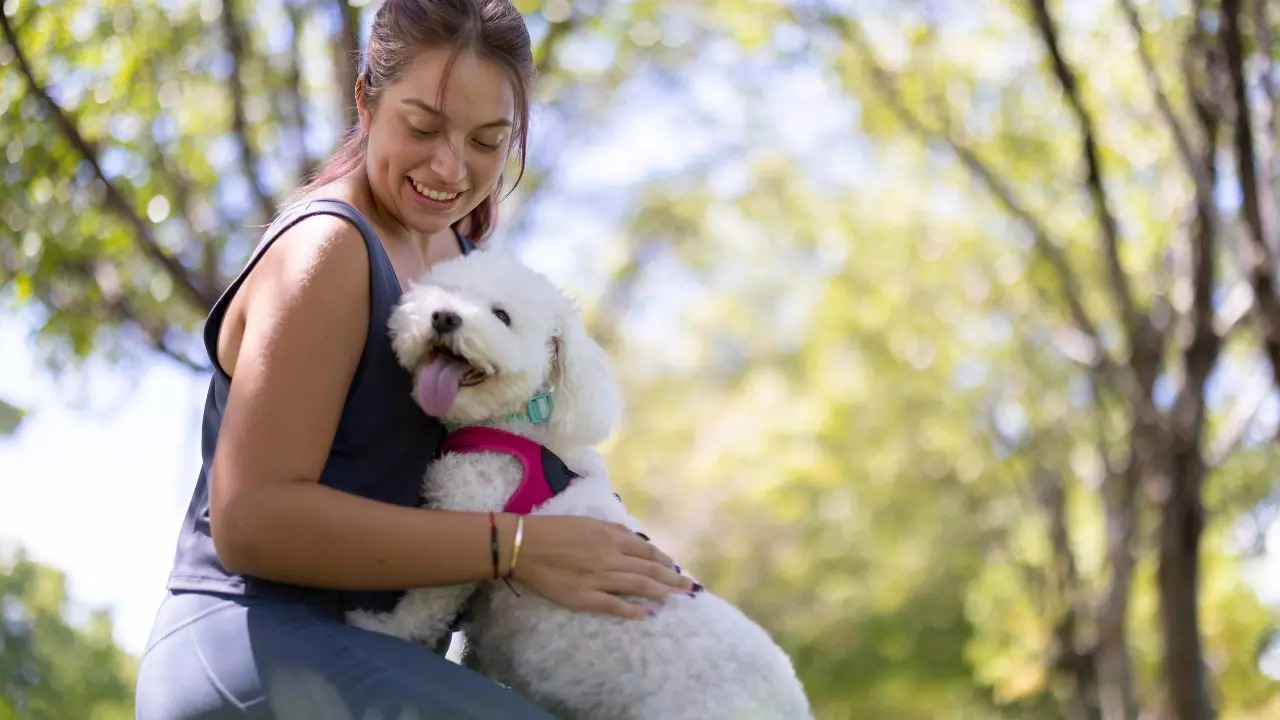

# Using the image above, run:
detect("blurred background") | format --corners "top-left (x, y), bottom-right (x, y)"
top-left (3, 0), bottom-right (1280, 717)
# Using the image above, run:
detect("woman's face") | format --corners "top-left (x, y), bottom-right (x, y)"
top-left (360, 47), bottom-right (516, 236)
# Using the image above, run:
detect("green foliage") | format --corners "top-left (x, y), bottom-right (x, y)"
top-left (0, 549), bottom-right (137, 719)
top-left (3, 0), bottom-right (1279, 718)
top-left (0, 399), bottom-right (22, 436)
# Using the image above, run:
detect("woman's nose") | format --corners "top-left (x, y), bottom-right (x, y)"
top-left (429, 140), bottom-right (466, 185)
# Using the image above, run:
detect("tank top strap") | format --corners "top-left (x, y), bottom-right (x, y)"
top-left (455, 229), bottom-right (478, 255)
top-left (202, 199), bottom-right (395, 374)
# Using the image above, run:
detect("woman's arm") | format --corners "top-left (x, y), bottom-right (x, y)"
top-left (208, 216), bottom-right (690, 616)
top-left (210, 215), bottom-right (496, 589)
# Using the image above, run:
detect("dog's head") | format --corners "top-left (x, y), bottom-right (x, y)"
top-left (388, 250), bottom-right (622, 446)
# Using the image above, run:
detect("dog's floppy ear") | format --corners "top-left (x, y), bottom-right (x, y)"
top-left (386, 281), bottom-right (435, 373)
top-left (548, 294), bottom-right (623, 446)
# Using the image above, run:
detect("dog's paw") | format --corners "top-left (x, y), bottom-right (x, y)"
top-left (345, 609), bottom-right (408, 640)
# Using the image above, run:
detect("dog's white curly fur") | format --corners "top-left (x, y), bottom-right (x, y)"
top-left (346, 250), bottom-right (812, 720)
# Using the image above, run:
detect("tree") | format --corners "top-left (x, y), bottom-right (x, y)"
top-left (591, 0), bottom-right (1280, 717)
top-left (0, 0), bottom-right (693, 371)
top-left (4, 1), bottom-right (1279, 718)
top-left (0, 549), bottom-right (137, 719)
top-left (756, 0), bottom-right (1279, 717)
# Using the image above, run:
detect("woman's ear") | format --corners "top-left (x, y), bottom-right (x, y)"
top-left (355, 75), bottom-right (371, 134)
top-left (547, 296), bottom-right (623, 446)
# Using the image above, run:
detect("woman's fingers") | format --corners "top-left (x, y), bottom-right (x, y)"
top-left (614, 526), bottom-right (675, 568)
top-left (596, 570), bottom-right (683, 603)
top-left (609, 556), bottom-right (691, 591)
top-left (515, 516), bottom-right (699, 620)
top-left (580, 591), bottom-right (649, 620)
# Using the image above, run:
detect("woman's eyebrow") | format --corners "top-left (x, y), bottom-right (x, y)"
top-left (400, 98), bottom-right (512, 129)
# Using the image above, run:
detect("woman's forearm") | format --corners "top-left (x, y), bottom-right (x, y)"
top-left (212, 479), bottom-right (515, 590)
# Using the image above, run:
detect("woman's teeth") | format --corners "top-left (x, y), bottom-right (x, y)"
top-left (412, 180), bottom-right (459, 201)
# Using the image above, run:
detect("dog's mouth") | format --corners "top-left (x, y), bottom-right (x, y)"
top-left (431, 345), bottom-right (490, 387)
top-left (414, 343), bottom-right (491, 417)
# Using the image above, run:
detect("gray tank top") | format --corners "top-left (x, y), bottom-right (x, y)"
top-left (165, 199), bottom-right (476, 617)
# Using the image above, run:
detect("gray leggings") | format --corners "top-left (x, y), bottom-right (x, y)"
top-left (134, 591), bottom-right (555, 720)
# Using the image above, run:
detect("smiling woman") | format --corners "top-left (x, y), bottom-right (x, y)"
top-left (131, 1), bottom-right (692, 719)
top-left (359, 48), bottom-right (517, 239)
top-left (295, 0), bottom-right (532, 245)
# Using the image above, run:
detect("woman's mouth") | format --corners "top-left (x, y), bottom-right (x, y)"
top-left (407, 177), bottom-right (464, 209)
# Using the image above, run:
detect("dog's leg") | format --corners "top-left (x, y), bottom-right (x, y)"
top-left (346, 583), bottom-right (478, 648)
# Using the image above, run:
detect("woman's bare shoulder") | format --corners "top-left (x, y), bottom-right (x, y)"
top-left (216, 208), bottom-right (371, 376)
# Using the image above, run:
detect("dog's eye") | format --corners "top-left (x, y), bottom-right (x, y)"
top-left (492, 307), bottom-right (511, 326)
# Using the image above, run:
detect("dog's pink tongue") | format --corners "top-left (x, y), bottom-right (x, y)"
top-left (415, 357), bottom-right (466, 418)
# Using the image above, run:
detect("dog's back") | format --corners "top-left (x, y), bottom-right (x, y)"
top-left (464, 474), bottom-right (813, 720)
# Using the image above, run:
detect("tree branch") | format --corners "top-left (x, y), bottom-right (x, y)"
top-left (220, 0), bottom-right (277, 223)
top-left (0, 398), bottom-right (25, 436)
top-left (990, 407), bottom-right (1101, 719)
top-left (1247, 0), bottom-right (1280, 267)
top-left (1028, 0), bottom-right (1144, 352)
top-left (830, 14), bottom-right (1119, 381)
top-left (1096, 406), bottom-right (1141, 720)
top-left (502, 13), bottom-right (588, 245)
top-left (1174, 66), bottom-right (1223, 418)
top-left (47, 259), bottom-right (210, 372)
top-left (1037, 462), bottom-right (1101, 720)
top-left (12, 1), bottom-right (37, 35)
top-left (130, 316), bottom-right (210, 372)
top-left (1222, 0), bottom-right (1280, 390)
top-left (1117, 0), bottom-right (1208, 197)
top-left (1208, 371), bottom-right (1271, 465)
top-left (1212, 280), bottom-right (1254, 339)
top-left (332, 0), bottom-right (361, 131)
top-left (583, 241), bottom-right (662, 350)
top-left (535, 13), bottom-right (578, 79)
top-left (285, 0), bottom-right (315, 184)
top-left (1255, 0), bottom-right (1279, 153)
top-left (0, 10), bottom-right (214, 310)
top-left (1086, 372), bottom-right (1124, 479)
top-left (138, 54), bottom-right (227, 293)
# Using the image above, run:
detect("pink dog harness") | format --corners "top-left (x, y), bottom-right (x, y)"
top-left (439, 426), bottom-right (579, 515)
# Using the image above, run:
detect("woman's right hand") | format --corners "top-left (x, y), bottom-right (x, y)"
top-left (510, 514), bottom-right (694, 620)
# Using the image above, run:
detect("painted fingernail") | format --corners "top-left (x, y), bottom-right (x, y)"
top-left (687, 592), bottom-right (698, 598)
top-left (635, 531), bottom-right (651, 541)
top-left (645, 607), bottom-right (656, 617)
top-left (674, 564), bottom-right (682, 574)
top-left (691, 582), bottom-right (704, 593)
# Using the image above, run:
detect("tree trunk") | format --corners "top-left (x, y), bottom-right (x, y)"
top-left (1041, 465), bottom-right (1102, 720)
top-left (1097, 441), bottom-right (1141, 720)
top-left (1097, 552), bottom-right (1136, 720)
top-left (1157, 480), bottom-right (1208, 720)
top-left (1157, 393), bottom-right (1212, 720)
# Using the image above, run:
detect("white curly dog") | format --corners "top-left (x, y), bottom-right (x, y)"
top-left (347, 249), bottom-right (812, 720)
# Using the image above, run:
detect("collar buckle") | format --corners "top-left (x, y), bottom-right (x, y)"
top-left (525, 390), bottom-right (553, 425)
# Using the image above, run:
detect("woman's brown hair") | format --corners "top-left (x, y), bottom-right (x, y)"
top-left (298, 0), bottom-right (534, 241)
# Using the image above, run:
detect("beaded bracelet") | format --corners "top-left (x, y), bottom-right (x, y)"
top-left (488, 512), bottom-right (500, 579)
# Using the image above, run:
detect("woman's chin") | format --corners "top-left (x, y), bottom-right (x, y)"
top-left (400, 205), bottom-right (463, 235)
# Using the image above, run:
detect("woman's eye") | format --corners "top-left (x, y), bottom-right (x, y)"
top-left (492, 308), bottom-right (511, 326)
top-left (410, 125), bottom-right (439, 137)
top-left (473, 138), bottom-right (501, 152)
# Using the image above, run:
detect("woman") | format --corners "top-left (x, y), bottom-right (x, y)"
top-left (134, 1), bottom-right (693, 717)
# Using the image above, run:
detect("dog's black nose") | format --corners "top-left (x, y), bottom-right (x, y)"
top-left (432, 310), bottom-right (462, 335)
